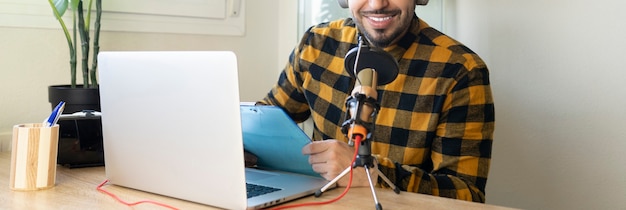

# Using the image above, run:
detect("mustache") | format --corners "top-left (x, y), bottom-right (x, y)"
top-left (360, 10), bottom-right (399, 16)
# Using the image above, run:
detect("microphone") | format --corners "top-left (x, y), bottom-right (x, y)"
top-left (342, 37), bottom-right (399, 145)
top-left (315, 36), bottom-right (404, 201)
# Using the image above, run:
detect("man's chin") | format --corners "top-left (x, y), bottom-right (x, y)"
top-left (365, 33), bottom-right (393, 48)
top-left (356, 24), bottom-right (393, 47)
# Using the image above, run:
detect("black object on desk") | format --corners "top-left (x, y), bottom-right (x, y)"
top-left (57, 110), bottom-right (105, 168)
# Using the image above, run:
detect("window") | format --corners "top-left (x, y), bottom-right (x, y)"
top-left (0, 0), bottom-right (245, 36)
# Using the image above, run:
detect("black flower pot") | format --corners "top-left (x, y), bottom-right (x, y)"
top-left (48, 85), bottom-right (104, 168)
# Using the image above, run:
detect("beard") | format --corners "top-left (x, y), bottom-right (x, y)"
top-left (361, 28), bottom-right (401, 48)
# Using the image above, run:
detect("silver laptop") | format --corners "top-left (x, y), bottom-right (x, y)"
top-left (98, 51), bottom-right (330, 210)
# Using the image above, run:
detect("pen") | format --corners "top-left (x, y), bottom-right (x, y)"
top-left (43, 101), bottom-right (65, 127)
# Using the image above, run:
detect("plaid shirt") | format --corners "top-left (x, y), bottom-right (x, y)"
top-left (259, 16), bottom-right (494, 203)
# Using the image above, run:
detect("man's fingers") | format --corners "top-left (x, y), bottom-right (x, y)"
top-left (302, 140), bottom-right (331, 155)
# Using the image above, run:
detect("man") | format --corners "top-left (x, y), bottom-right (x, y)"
top-left (257, 0), bottom-right (494, 203)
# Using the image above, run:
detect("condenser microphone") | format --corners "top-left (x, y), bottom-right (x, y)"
top-left (345, 68), bottom-right (377, 141)
top-left (342, 36), bottom-right (399, 144)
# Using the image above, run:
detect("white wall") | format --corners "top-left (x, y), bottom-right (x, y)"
top-left (444, 0), bottom-right (626, 209)
top-left (0, 1), bottom-right (297, 150)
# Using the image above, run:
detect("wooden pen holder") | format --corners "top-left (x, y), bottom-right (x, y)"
top-left (9, 123), bottom-right (59, 191)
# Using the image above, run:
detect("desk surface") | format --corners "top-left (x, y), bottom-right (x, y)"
top-left (0, 152), bottom-right (515, 209)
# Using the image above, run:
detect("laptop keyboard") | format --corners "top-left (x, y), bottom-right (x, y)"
top-left (246, 183), bottom-right (282, 198)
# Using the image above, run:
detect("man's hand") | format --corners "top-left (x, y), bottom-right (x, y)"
top-left (302, 140), bottom-right (378, 187)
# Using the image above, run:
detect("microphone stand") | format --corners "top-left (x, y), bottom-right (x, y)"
top-left (315, 36), bottom-right (401, 210)
top-left (315, 91), bottom-right (400, 210)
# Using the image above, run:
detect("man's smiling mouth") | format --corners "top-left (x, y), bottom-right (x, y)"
top-left (368, 16), bottom-right (393, 22)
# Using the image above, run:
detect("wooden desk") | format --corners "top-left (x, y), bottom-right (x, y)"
top-left (0, 152), bottom-right (515, 209)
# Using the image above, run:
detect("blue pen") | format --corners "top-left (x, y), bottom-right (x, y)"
top-left (43, 101), bottom-right (65, 127)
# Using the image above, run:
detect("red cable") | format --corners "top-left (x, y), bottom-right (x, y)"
top-left (97, 136), bottom-right (364, 210)
top-left (96, 179), bottom-right (179, 210)
top-left (272, 135), bottom-right (363, 210)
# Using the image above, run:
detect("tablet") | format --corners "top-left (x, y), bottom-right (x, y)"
top-left (240, 105), bottom-right (319, 177)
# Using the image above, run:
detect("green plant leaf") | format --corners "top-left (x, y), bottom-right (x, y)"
top-left (52, 0), bottom-right (68, 16)
top-left (69, 0), bottom-right (81, 11)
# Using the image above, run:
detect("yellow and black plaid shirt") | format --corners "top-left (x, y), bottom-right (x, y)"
top-left (259, 16), bottom-right (494, 203)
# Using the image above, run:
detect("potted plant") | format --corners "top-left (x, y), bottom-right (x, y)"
top-left (47, 0), bottom-right (105, 168)
top-left (47, 0), bottom-right (102, 114)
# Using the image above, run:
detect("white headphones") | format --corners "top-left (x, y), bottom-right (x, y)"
top-left (338, 0), bottom-right (429, 8)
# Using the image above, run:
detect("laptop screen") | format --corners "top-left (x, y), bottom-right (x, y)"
top-left (99, 51), bottom-right (248, 209)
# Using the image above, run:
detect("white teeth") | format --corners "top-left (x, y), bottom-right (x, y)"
top-left (369, 16), bottom-right (391, 22)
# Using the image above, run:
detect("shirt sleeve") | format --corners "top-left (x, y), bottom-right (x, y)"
top-left (375, 66), bottom-right (495, 203)
top-left (257, 34), bottom-right (312, 123)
